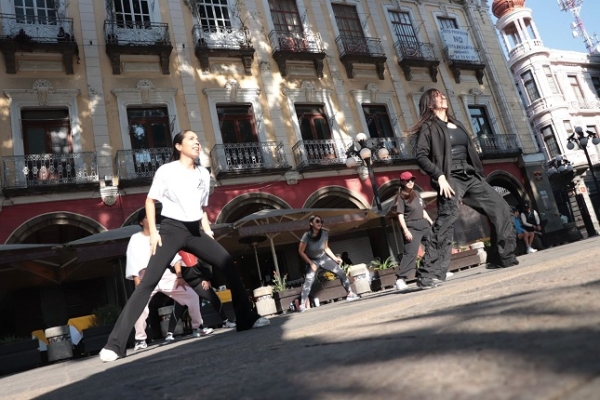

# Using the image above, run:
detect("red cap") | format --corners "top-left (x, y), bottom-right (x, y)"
top-left (400, 171), bottom-right (415, 181)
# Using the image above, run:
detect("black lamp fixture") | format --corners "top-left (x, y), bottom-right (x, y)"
top-left (345, 132), bottom-right (396, 263)
top-left (567, 126), bottom-right (600, 198)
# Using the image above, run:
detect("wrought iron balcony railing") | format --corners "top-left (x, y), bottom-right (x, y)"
top-left (336, 35), bottom-right (385, 58)
top-left (474, 134), bottom-right (522, 156)
top-left (2, 152), bottom-right (98, 188)
top-left (115, 147), bottom-right (172, 181)
top-left (292, 139), bottom-right (350, 171)
top-left (0, 13), bottom-right (75, 43)
top-left (192, 25), bottom-right (252, 50)
top-left (210, 142), bottom-right (289, 176)
top-left (395, 41), bottom-right (436, 62)
top-left (365, 137), bottom-right (416, 162)
top-left (104, 20), bottom-right (170, 45)
top-left (268, 30), bottom-right (324, 53)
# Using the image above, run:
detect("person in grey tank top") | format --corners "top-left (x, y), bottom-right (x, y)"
top-left (297, 215), bottom-right (360, 311)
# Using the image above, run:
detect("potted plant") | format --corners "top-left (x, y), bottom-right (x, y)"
top-left (81, 304), bottom-right (122, 355)
top-left (370, 256), bottom-right (398, 291)
top-left (271, 271), bottom-right (302, 313)
top-left (0, 334), bottom-right (41, 376)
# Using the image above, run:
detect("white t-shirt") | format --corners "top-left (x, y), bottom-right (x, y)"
top-left (148, 161), bottom-right (210, 222)
top-left (125, 231), bottom-right (179, 280)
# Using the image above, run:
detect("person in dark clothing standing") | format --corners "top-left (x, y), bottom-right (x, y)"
top-left (409, 89), bottom-right (517, 289)
top-left (395, 171), bottom-right (433, 290)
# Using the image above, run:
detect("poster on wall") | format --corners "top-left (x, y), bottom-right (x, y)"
top-left (441, 28), bottom-right (480, 62)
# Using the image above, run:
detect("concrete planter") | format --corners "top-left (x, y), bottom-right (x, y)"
top-left (45, 326), bottom-right (72, 362)
top-left (349, 264), bottom-right (372, 295)
top-left (253, 286), bottom-right (277, 316)
top-left (370, 268), bottom-right (397, 292)
top-left (273, 287), bottom-right (302, 313)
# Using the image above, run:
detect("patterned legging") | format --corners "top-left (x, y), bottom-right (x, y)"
top-left (300, 253), bottom-right (351, 305)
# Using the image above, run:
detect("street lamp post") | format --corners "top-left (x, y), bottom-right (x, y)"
top-left (345, 132), bottom-right (397, 263)
top-left (546, 155), bottom-right (575, 222)
top-left (568, 126), bottom-right (600, 198)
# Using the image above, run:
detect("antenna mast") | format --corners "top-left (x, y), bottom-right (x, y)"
top-left (557, 0), bottom-right (600, 54)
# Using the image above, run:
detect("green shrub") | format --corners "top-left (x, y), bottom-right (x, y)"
top-left (91, 304), bottom-right (122, 327)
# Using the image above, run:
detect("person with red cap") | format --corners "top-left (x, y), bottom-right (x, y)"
top-left (395, 171), bottom-right (433, 290)
top-left (408, 89), bottom-right (517, 289)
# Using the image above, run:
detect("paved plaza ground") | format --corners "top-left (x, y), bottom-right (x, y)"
top-left (2, 237), bottom-right (600, 399)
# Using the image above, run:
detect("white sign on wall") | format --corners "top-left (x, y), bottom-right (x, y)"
top-left (441, 28), bottom-right (479, 62)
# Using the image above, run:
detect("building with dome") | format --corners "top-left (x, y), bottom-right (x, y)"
top-left (493, 0), bottom-right (600, 237)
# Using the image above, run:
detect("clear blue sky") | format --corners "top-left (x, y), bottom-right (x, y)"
top-left (491, 0), bottom-right (600, 53)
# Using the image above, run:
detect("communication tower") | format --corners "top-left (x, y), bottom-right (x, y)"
top-left (557, 0), bottom-right (600, 53)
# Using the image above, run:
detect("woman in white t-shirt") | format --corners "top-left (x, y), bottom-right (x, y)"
top-left (100, 130), bottom-right (269, 362)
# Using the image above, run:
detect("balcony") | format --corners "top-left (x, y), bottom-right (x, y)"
top-left (2, 152), bottom-right (98, 196)
top-left (115, 147), bottom-right (172, 186)
top-left (104, 20), bottom-right (173, 74)
top-left (525, 94), bottom-right (566, 118)
top-left (269, 30), bottom-right (326, 78)
top-left (193, 25), bottom-right (255, 76)
top-left (292, 139), bottom-right (349, 171)
top-left (568, 99), bottom-right (600, 111)
top-left (365, 137), bottom-right (416, 163)
top-left (395, 41), bottom-right (439, 82)
top-left (210, 142), bottom-right (290, 178)
top-left (0, 14), bottom-right (78, 74)
top-left (474, 134), bottom-right (522, 159)
top-left (442, 46), bottom-right (486, 84)
top-left (508, 39), bottom-right (547, 61)
top-left (335, 36), bottom-right (386, 80)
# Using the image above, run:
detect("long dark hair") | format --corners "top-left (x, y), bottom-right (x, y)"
top-left (169, 130), bottom-right (192, 162)
top-left (406, 88), bottom-right (457, 135)
top-left (307, 215), bottom-right (323, 241)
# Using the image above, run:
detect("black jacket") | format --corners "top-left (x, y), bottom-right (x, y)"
top-left (415, 117), bottom-right (484, 187)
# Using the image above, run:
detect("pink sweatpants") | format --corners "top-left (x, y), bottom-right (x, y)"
top-left (134, 269), bottom-right (202, 340)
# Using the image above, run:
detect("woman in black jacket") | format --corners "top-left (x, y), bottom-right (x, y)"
top-left (409, 89), bottom-right (517, 289)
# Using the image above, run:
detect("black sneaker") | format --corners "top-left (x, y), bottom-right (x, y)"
top-left (417, 277), bottom-right (438, 289)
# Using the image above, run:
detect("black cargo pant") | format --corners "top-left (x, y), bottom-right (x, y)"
top-left (397, 219), bottom-right (431, 280)
top-left (417, 161), bottom-right (516, 280)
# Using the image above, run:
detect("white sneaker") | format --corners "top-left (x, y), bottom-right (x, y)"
top-left (446, 271), bottom-right (454, 278)
top-left (99, 348), bottom-right (119, 362)
top-left (134, 340), bottom-right (147, 351)
top-left (346, 292), bottom-right (360, 301)
top-left (164, 332), bottom-right (175, 342)
top-left (526, 247), bottom-right (537, 254)
top-left (395, 279), bottom-right (408, 290)
top-left (252, 317), bottom-right (270, 328)
top-left (298, 305), bottom-right (307, 313)
top-left (222, 320), bottom-right (236, 329)
top-left (193, 327), bottom-right (214, 337)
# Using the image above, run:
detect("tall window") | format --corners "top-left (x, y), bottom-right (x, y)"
top-left (15, 0), bottom-right (56, 23)
top-left (437, 17), bottom-right (458, 30)
top-left (568, 75), bottom-right (585, 103)
top-left (592, 76), bottom-right (600, 98)
top-left (522, 70), bottom-right (540, 102)
top-left (332, 4), bottom-right (363, 39)
top-left (362, 105), bottom-right (393, 138)
top-left (389, 11), bottom-right (417, 45)
top-left (217, 105), bottom-right (257, 143)
top-left (127, 107), bottom-right (171, 150)
top-left (196, 0), bottom-right (232, 29)
top-left (544, 66), bottom-right (560, 95)
top-left (113, 0), bottom-right (151, 27)
top-left (541, 125), bottom-right (560, 158)
top-left (468, 106), bottom-right (492, 137)
top-left (295, 104), bottom-right (331, 140)
top-left (269, 0), bottom-right (302, 34)
top-left (22, 109), bottom-right (71, 155)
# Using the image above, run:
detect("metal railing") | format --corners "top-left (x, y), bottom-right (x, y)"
top-left (104, 20), bottom-right (170, 45)
top-left (365, 137), bottom-right (416, 162)
top-left (336, 35), bottom-right (385, 58)
top-left (508, 39), bottom-right (544, 59)
top-left (115, 147), bottom-right (172, 180)
top-left (268, 30), bottom-right (323, 53)
top-left (192, 25), bottom-right (252, 50)
top-left (210, 142), bottom-right (288, 175)
top-left (474, 134), bottom-right (522, 156)
top-left (395, 41), bottom-right (436, 62)
top-left (2, 152), bottom-right (98, 188)
top-left (0, 13), bottom-right (75, 43)
top-left (292, 139), bottom-right (349, 170)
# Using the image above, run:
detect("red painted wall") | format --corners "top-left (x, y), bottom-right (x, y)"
top-left (0, 161), bottom-right (524, 243)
